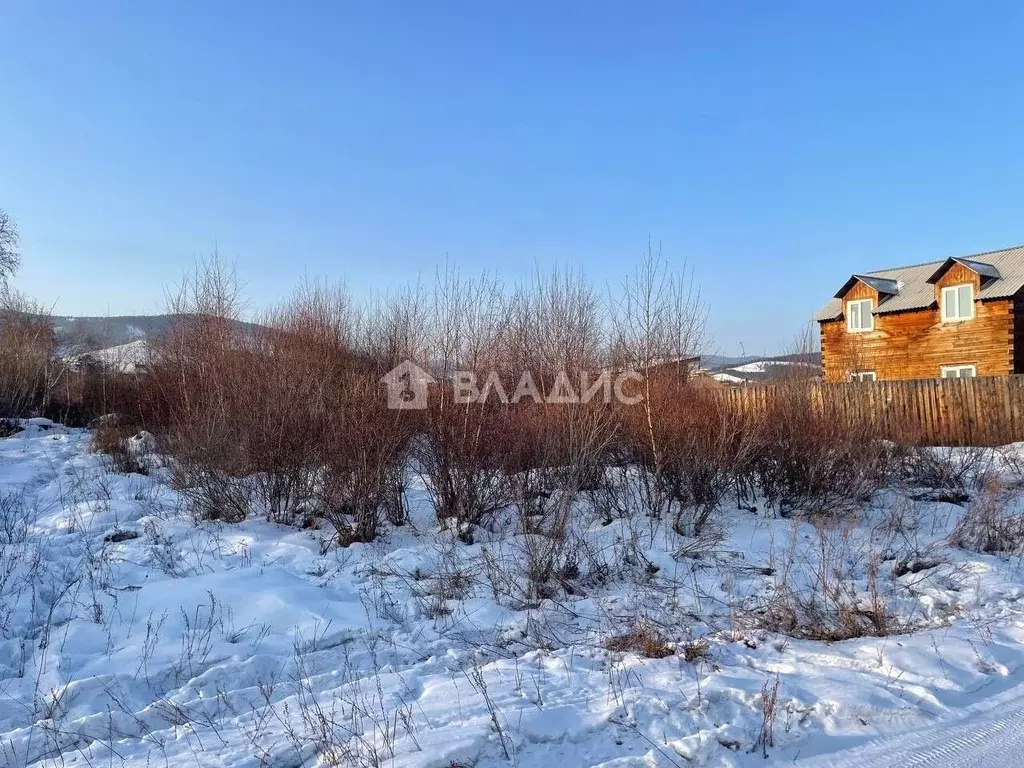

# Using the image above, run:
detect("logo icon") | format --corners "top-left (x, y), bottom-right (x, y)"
top-left (380, 360), bottom-right (436, 409)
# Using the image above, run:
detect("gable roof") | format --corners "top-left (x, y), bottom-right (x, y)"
top-left (814, 245), bottom-right (1024, 322)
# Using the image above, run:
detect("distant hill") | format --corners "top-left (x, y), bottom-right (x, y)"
top-left (701, 354), bottom-right (756, 370)
top-left (705, 351), bottom-right (822, 384)
top-left (51, 315), bottom-right (257, 352)
top-left (51, 315), bottom-right (177, 350)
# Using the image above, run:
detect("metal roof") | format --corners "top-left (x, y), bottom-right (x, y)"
top-left (814, 245), bottom-right (1024, 322)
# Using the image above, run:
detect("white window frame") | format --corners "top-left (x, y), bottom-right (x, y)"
top-left (850, 371), bottom-right (877, 382)
top-left (940, 364), bottom-right (977, 379)
top-left (846, 298), bottom-right (874, 332)
top-left (941, 283), bottom-right (975, 322)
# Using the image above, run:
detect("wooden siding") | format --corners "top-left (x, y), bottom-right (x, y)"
top-left (1014, 297), bottom-right (1024, 374)
top-left (934, 261), bottom-right (983, 298)
top-left (820, 266), bottom-right (1017, 382)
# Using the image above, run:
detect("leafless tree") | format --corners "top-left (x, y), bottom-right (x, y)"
top-left (610, 242), bottom-right (708, 469)
top-left (605, 244), bottom-right (715, 525)
top-left (0, 208), bottom-right (20, 287)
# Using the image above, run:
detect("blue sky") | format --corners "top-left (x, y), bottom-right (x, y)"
top-left (2, 2), bottom-right (1023, 355)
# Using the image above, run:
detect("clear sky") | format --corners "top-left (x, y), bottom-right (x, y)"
top-left (2, 2), bottom-right (1023, 355)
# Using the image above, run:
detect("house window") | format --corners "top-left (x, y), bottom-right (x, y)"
top-left (940, 364), bottom-right (977, 378)
top-left (850, 371), bottom-right (876, 382)
top-left (846, 298), bottom-right (874, 332)
top-left (941, 284), bottom-right (974, 322)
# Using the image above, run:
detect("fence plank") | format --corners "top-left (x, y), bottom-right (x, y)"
top-left (709, 375), bottom-right (1024, 446)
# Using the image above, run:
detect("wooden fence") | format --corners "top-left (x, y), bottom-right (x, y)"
top-left (710, 375), bottom-right (1024, 446)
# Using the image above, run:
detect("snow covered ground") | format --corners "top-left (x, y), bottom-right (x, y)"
top-left (3, 426), bottom-right (1024, 767)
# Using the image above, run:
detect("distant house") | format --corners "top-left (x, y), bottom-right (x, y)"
top-left (814, 246), bottom-right (1024, 382)
top-left (644, 355), bottom-right (702, 378)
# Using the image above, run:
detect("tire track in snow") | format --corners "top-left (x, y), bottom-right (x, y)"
top-left (794, 680), bottom-right (1024, 767)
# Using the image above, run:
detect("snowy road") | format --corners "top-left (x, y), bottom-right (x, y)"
top-left (795, 677), bottom-right (1024, 767)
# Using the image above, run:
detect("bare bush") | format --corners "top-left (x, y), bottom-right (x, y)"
top-left (415, 266), bottom-right (512, 538)
top-left (950, 480), bottom-right (1024, 554)
top-left (751, 383), bottom-right (890, 517)
top-left (320, 372), bottom-right (412, 545)
top-left (0, 291), bottom-right (55, 418)
top-left (898, 445), bottom-right (995, 498)
top-left (151, 254), bottom-right (254, 495)
top-left (417, 399), bottom-right (513, 540)
top-left (88, 416), bottom-right (147, 475)
top-left (753, 677), bottom-right (780, 758)
top-left (619, 379), bottom-right (758, 535)
top-left (603, 245), bottom-right (765, 536)
top-left (753, 525), bottom-right (903, 641)
top-left (153, 263), bottom-right (330, 524)
top-left (151, 263), bottom-right (414, 539)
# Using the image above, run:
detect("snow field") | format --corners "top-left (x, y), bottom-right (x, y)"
top-left (2, 427), bottom-right (1024, 766)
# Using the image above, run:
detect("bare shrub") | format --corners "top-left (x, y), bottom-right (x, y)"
top-left (0, 291), bottom-right (55, 417)
top-left (154, 264), bottom-right (327, 525)
top-left (601, 245), bottom-right (775, 536)
top-left (751, 383), bottom-right (889, 517)
top-left (175, 468), bottom-right (252, 524)
top-left (899, 445), bottom-right (995, 498)
top-left (950, 480), bottom-right (1024, 554)
top-left (753, 524), bottom-right (903, 641)
top-left (486, 268), bottom-right (617, 594)
top-left (151, 264), bottom-right (413, 539)
top-left (417, 400), bottom-right (513, 539)
top-left (502, 402), bottom-right (613, 596)
top-left (150, 255), bottom-right (256, 513)
top-left (88, 416), bottom-right (147, 475)
top-left (753, 677), bottom-right (780, 758)
top-left (619, 378), bottom-right (758, 535)
top-left (607, 245), bottom-right (706, 505)
top-left (320, 372), bottom-right (413, 545)
top-left (48, 350), bottom-right (158, 427)
top-left (415, 266), bottom-right (512, 538)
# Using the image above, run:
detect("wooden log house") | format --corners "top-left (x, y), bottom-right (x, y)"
top-left (815, 246), bottom-right (1024, 382)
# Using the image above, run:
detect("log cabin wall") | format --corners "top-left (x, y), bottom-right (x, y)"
top-left (820, 265), bottom-right (1016, 382)
top-left (1013, 297), bottom-right (1024, 375)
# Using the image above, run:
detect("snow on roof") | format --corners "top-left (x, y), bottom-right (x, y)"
top-left (77, 339), bottom-right (151, 372)
top-left (710, 372), bottom-right (748, 384)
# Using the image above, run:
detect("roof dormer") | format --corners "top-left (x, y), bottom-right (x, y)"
top-left (834, 274), bottom-right (900, 303)
top-left (926, 257), bottom-right (1001, 287)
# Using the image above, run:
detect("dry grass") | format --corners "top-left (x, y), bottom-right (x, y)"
top-left (605, 622), bottom-right (674, 659)
top-left (753, 525), bottom-right (905, 642)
